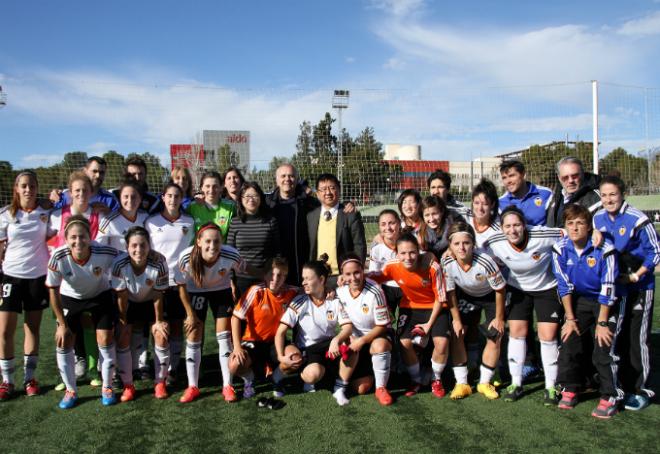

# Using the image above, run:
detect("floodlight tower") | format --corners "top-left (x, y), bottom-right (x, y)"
top-left (332, 89), bottom-right (349, 184)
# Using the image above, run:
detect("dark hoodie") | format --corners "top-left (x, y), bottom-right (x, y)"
top-left (546, 172), bottom-right (602, 228)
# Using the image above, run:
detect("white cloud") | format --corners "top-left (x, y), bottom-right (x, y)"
top-left (383, 57), bottom-right (405, 70)
top-left (18, 154), bottom-right (62, 167)
top-left (617, 11), bottom-right (660, 36)
top-left (368, 0), bottom-right (425, 17)
top-left (345, 56), bottom-right (356, 64)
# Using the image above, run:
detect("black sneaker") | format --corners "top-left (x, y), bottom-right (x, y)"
top-left (543, 387), bottom-right (560, 406)
top-left (503, 384), bottom-right (524, 402)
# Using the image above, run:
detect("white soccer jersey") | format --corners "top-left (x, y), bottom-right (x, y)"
top-left (336, 279), bottom-right (390, 337)
top-left (46, 242), bottom-right (118, 299)
top-left (0, 206), bottom-right (54, 278)
top-left (441, 252), bottom-right (506, 298)
top-left (111, 251), bottom-right (169, 302)
top-left (483, 227), bottom-right (562, 292)
top-left (97, 211), bottom-right (149, 251)
top-left (463, 214), bottom-right (502, 252)
top-left (368, 242), bottom-right (398, 287)
top-left (174, 245), bottom-right (245, 293)
top-left (280, 294), bottom-right (348, 348)
top-left (145, 212), bottom-right (194, 286)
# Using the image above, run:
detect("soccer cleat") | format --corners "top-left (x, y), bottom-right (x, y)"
top-left (303, 383), bottom-right (316, 393)
top-left (90, 377), bottom-right (103, 387)
top-left (558, 390), bottom-right (578, 409)
top-left (592, 398), bottom-right (618, 419)
top-left (0, 382), bottom-right (15, 401)
top-left (179, 386), bottom-right (200, 403)
top-left (120, 384), bottom-right (136, 402)
top-left (503, 384), bottom-right (523, 402)
top-left (332, 389), bottom-right (350, 406)
top-left (543, 387), bottom-right (560, 406)
top-left (74, 356), bottom-right (87, 380)
top-left (477, 383), bottom-right (499, 400)
top-left (272, 383), bottom-right (285, 398)
top-left (222, 385), bottom-right (238, 402)
top-left (154, 381), bottom-right (169, 399)
top-left (375, 387), bottom-right (393, 406)
top-left (624, 394), bottom-right (650, 411)
top-left (450, 383), bottom-right (472, 400)
top-left (58, 390), bottom-right (78, 409)
top-left (243, 383), bottom-right (256, 399)
top-left (54, 382), bottom-right (66, 392)
top-left (101, 387), bottom-right (117, 406)
top-left (24, 379), bottom-right (40, 397)
top-left (431, 379), bottom-right (446, 398)
top-left (404, 382), bottom-right (421, 397)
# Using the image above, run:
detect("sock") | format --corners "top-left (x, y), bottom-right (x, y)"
top-left (241, 369), bottom-right (255, 386)
top-left (406, 362), bottom-right (421, 383)
top-left (83, 327), bottom-right (97, 372)
top-left (479, 364), bottom-right (496, 385)
top-left (372, 352), bottom-right (391, 389)
top-left (138, 334), bottom-right (149, 369)
top-left (272, 367), bottom-right (284, 384)
top-left (540, 340), bottom-right (559, 389)
top-left (431, 360), bottom-right (446, 380)
top-left (116, 347), bottom-right (133, 386)
top-left (0, 357), bottom-right (15, 385)
top-left (23, 355), bottom-right (38, 383)
top-left (185, 341), bottom-right (201, 388)
top-left (508, 337), bottom-right (526, 387)
top-left (453, 363), bottom-right (468, 385)
top-left (56, 348), bottom-right (77, 392)
top-left (130, 331), bottom-right (143, 371)
top-left (467, 343), bottom-right (480, 369)
top-left (98, 343), bottom-right (117, 389)
top-left (216, 332), bottom-right (233, 387)
top-left (154, 346), bottom-right (170, 382)
top-left (169, 337), bottom-right (183, 374)
top-left (333, 379), bottom-right (349, 405)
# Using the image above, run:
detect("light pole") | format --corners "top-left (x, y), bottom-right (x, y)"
top-left (0, 86), bottom-right (6, 108)
top-left (332, 89), bottom-right (349, 184)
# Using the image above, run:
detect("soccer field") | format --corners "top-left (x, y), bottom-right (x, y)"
top-left (0, 294), bottom-right (658, 453)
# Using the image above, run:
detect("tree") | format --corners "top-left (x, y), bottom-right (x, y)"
top-left (125, 152), bottom-right (169, 192)
top-left (520, 142), bottom-right (594, 189)
top-left (216, 144), bottom-right (243, 174)
top-left (599, 147), bottom-right (648, 194)
top-left (62, 151), bottom-right (89, 171)
top-left (102, 150), bottom-right (125, 189)
top-left (0, 161), bottom-right (14, 206)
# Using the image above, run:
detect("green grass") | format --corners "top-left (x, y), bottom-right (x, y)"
top-left (1, 288), bottom-right (659, 453)
top-left (627, 195), bottom-right (660, 212)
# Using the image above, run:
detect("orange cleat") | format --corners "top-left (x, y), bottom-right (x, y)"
top-left (375, 387), bottom-right (393, 406)
top-left (179, 386), bottom-right (200, 403)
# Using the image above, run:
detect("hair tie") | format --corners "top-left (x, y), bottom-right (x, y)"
top-left (340, 258), bottom-right (363, 272)
top-left (64, 219), bottom-right (90, 234)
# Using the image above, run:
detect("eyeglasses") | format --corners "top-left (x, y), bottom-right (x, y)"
top-left (242, 194), bottom-right (260, 200)
top-left (318, 186), bottom-right (338, 193)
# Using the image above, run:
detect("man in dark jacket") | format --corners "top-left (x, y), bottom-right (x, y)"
top-left (546, 157), bottom-right (602, 228)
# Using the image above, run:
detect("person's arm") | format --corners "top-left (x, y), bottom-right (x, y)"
top-left (115, 290), bottom-right (129, 325)
top-left (48, 287), bottom-right (72, 348)
top-left (178, 284), bottom-right (201, 335)
top-left (559, 293), bottom-right (579, 342)
top-left (230, 315), bottom-right (248, 365)
top-left (595, 304), bottom-right (613, 348)
top-left (490, 288), bottom-right (506, 335)
top-left (329, 323), bottom-right (353, 359)
top-left (630, 219), bottom-right (660, 283)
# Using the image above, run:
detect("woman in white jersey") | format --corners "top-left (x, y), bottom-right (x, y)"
top-left (335, 253), bottom-right (393, 406)
top-left (111, 226), bottom-right (170, 401)
top-left (97, 180), bottom-right (149, 250)
top-left (483, 206), bottom-right (562, 405)
top-left (0, 171), bottom-right (53, 400)
top-left (145, 182), bottom-right (194, 385)
top-left (275, 259), bottom-right (352, 395)
top-left (369, 209), bottom-right (403, 312)
top-left (174, 222), bottom-right (246, 403)
top-left (442, 221), bottom-right (506, 400)
top-left (46, 215), bottom-right (119, 409)
top-left (463, 179), bottom-right (501, 251)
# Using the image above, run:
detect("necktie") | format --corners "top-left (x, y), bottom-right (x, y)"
top-left (324, 211), bottom-right (332, 221)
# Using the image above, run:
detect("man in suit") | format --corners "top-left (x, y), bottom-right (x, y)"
top-left (307, 173), bottom-right (366, 288)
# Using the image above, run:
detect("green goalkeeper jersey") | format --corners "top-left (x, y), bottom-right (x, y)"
top-left (187, 199), bottom-right (236, 241)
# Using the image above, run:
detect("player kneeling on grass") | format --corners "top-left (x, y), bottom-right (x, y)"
top-left (174, 223), bottom-right (247, 403)
top-left (552, 204), bottom-right (623, 419)
top-left (229, 258), bottom-right (299, 399)
top-left (335, 254), bottom-right (393, 406)
top-left (442, 222), bottom-right (506, 400)
top-left (111, 227), bottom-right (171, 401)
top-left (46, 215), bottom-right (119, 409)
top-left (275, 259), bottom-right (352, 399)
top-left (370, 233), bottom-right (463, 398)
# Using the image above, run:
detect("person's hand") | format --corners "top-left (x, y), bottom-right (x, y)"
top-left (595, 323), bottom-right (613, 348)
top-left (49, 189), bottom-right (62, 204)
top-left (591, 229), bottom-right (603, 247)
top-left (183, 314), bottom-right (201, 336)
top-left (55, 323), bottom-right (72, 348)
top-left (342, 201), bottom-right (356, 213)
top-left (349, 336), bottom-right (365, 352)
top-left (561, 319), bottom-right (580, 342)
top-left (232, 346), bottom-right (248, 366)
top-left (118, 311), bottom-right (128, 326)
top-left (152, 320), bottom-right (169, 338)
top-left (452, 319), bottom-right (464, 338)
top-left (278, 351), bottom-right (303, 369)
top-left (328, 337), bottom-right (341, 359)
top-left (489, 318), bottom-right (505, 336)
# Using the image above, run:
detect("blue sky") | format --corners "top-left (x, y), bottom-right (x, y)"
top-left (1, 0), bottom-right (660, 169)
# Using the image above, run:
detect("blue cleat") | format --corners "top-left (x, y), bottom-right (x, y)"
top-left (58, 390), bottom-right (78, 409)
top-left (624, 394), bottom-right (650, 411)
top-left (521, 365), bottom-right (541, 384)
top-left (101, 387), bottom-right (117, 406)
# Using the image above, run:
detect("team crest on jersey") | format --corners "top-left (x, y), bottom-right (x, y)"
top-left (93, 266), bottom-right (102, 276)
top-left (219, 217), bottom-right (228, 227)
top-left (475, 273), bottom-right (486, 282)
top-left (619, 226), bottom-right (626, 236)
top-left (531, 252), bottom-right (541, 261)
top-left (587, 256), bottom-right (596, 268)
top-left (182, 226), bottom-right (189, 235)
top-left (326, 310), bottom-right (335, 321)
top-left (39, 213), bottom-right (48, 223)
top-left (218, 268), bottom-right (227, 277)
top-left (145, 278), bottom-right (154, 287)
top-left (534, 197), bottom-right (542, 207)
top-left (361, 303), bottom-right (369, 314)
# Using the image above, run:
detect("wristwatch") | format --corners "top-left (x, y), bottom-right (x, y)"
top-left (597, 321), bottom-right (608, 327)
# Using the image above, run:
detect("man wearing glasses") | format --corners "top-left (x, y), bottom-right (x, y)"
top-left (546, 157), bottom-right (602, 228)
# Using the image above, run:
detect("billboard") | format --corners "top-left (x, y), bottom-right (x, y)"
top-left (202, 130), bottom-right (250, 171)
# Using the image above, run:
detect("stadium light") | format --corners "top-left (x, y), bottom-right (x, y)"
top-left (0, 86), bottom-right (6, 108)
top-left (332, 89), bottom-right (349, 185)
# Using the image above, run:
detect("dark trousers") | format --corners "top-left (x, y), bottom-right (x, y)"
top-left (617, 289), bottom-right (655, 397)
top-left (557, 296), bottom-right (623, 399)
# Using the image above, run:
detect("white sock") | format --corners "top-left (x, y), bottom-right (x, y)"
top-left (453, 364), bottom-right (469, 385)
top-left (169, 337), bottom-right (183, 374)
top-left (154, 346), bottom-right (170, 382)
top-left (406, 362), bottom-right (421, 383)
top-left (241, 369), bottom-right (255, 386)
top-left (479, 364), bottom-right (495, 385)
top-left (23, 355), bottom-right (38, 383)
top-left (540, 340), bottom-right (559, 389)
top-left (272, 366), bottom-right (284, 384)
top-left (130, 331), bottom-right (143, 371)
top-left (372, 352), bottom-right (391, 389)
top-left (116, 347), bottom-right (133, 386)
top-left (138, 335), bottom-right (149, 369)
top-left (0, 357), bottom-right (15, 385)
top-left (508, 337), bottom-right (526, 387)
top-left (185, 341), bottom-right (201, 388)
top-left (333, 379), bottom-right (349, 406)
top-left (431, 360), bottom-right (446, 380)
top-left (98, 344), bottom-right (117, 389)
top-left (56, 348), bottom-right (77, 392)
top-left (216, 331), bottom-right (233, 387)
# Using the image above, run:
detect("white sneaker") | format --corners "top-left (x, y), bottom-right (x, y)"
top-left (333, 389), bottom-right (349, 406)
top-left (303, 383), bottom-right (316, 393)
top-left (75, 356), bottom-right (87, 380)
